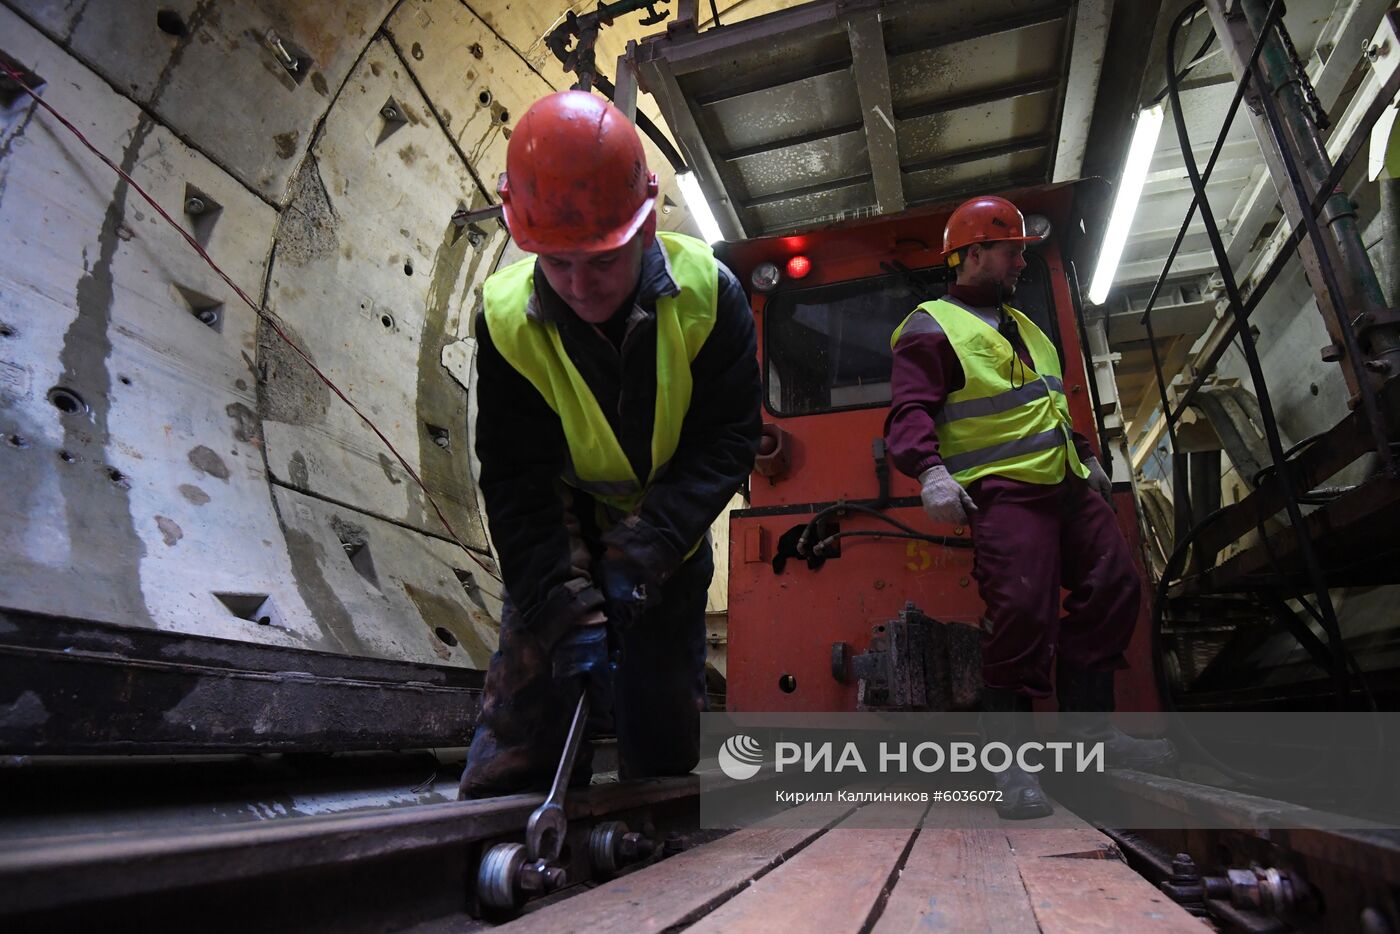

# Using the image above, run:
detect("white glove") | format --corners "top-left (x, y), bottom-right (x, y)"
top-left (1085, 456), bottom-right (1114, 505)
top-left (918, 465), bottom-right (978, 526)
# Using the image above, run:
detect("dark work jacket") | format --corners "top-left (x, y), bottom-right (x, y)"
top-left (473, 237), bottom-right (761, 642)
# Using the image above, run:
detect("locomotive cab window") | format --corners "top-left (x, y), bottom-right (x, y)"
top-left (764, 254), bottom-right (1061, 417)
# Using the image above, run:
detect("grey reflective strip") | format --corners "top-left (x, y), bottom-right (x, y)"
top-left (937, 295), bottom-right (979, 316)
top-left (942, 427), bottom-right (1067, 475)
top-left (937, 379), bottom-right (1052, 425)
top-left (898, 312), bottom-right (944, 339)
top-left (1042, 374), bottom-right (1064, 394)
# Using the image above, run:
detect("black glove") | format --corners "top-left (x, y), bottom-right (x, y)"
top-left (595, 549), bottom-right (655, 631)
top-left (551, 623), bottom-right (610, 682)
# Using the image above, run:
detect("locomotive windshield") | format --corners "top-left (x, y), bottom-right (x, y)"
top-left (764, 254), bottom-right (1060, 417)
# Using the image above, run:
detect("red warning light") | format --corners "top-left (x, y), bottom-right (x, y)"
top-left (786, 255), bottom-right (812, 279)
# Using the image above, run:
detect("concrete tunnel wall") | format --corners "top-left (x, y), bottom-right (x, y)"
top-left (0, 0), bottom-right (712, 670)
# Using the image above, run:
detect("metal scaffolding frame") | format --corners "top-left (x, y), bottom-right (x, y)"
top-left (1141, 0), bottom-right (1400, 708)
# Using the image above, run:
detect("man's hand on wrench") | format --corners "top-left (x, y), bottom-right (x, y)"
top-left (527, 621), bottom-right (615, 865)
top-left (550, 621), bottom-right (610, 681)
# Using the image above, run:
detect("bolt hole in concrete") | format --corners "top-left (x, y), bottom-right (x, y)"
top-left (435, 626), bottom-right (458, 647)
top-left (381, 313), bottom-right (394, 329)
top-left (454, 567), bottom-right (488, 609)
top-left (427, 424), bottom-right (450, 450)
top-left (156, 9), bottom-right (187, 36)
top-left (469, 42), bottom-right (484, 59)
top-left (47, 386), bottom-right (87, 415)
top-left (119, 375), bottom-right (132, 385)
top-left (1310, 383), bottom-right (1320, 396)
top-left (340, 536), bottom-right (381, 588)
top-left (0, 324), bottom-right (14, 337)
top-left (403, 261), bottom-right (413, 276)
top-left (496, 109), bottom-right (509, 125)
top-left (107, 467), bottom-right (130, 487)
top-left (778, 674), bottom-right (797, 693)
top-left (175, 285), bottom-right (224, 331)
top-left (215, 593), bottom-right (279, 626)
top-left (7, 434), bottom-right (28, 448)
top-left (181, 184), bottom-right (223, 245)
top-left (478, 89), bottom-right (492, 106)
top-left (58, 450), bottom-right (76, 463)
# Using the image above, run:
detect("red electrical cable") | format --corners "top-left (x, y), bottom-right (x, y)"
top-left (1, 63), bottom-right (502, 584)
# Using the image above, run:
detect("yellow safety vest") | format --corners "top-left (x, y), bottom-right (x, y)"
top-left (483, 231), bottom-right (718, 528)
top-left (890, 297), bottom-right (1088, 487)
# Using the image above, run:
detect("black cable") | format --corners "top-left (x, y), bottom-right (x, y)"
top-left (1252, 504), bottom-right (1373, 712)
top-left (799, 501), bottom-right (974, 556)
top-left (1067, 259), bottom-right (1112, 475)
top-left (1136, 0), bottom-right (1279, 468)
top-left (1152, 507), bottom-right (1333, 789)
top-left (591, 72), bottom-right (688, 172)
top-left (1146, 2), bottom-right (1388, 799)
top-left (1163, 0), bottom-right (1352, 703)
top-left (805, 500), bottom-right (934, 539)
top-left (1250, 429), bottom-right (1328, 487)
top-left (1148, 9), bottom-right (1217, 106)
top-left (812, 529), bottom-right (974, 556)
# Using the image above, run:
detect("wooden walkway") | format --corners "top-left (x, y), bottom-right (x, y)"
top-left (501, 800), bottom-right (1205, 933)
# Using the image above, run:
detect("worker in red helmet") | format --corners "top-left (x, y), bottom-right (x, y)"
top-left (459, 91), bottom-right (761, 798)
top-left (885, 195), bottom-right (1172, 820)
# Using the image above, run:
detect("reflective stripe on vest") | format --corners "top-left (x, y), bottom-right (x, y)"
top-left (890, 297), bottom-right (1088, 487)
top-left (482, 232), bottom-right (719, 520)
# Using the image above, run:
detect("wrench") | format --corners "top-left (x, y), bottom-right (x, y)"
top-left (525, 692), bottom-right (589, 863)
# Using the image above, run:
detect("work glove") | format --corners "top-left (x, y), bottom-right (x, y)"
top-left (594, 548), bottom-right (656, 632)
top-left (918, 464), bottom-right (978, 526)
top-left (1084, 456), bottom-right (1114, 507)
top-left (551, 620), bottom-right (610, 682)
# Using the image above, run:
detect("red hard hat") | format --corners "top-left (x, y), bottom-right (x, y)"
top-left (498, 91), bottom-right (658, 255)
top-left (942, 196), bottom-right (1039, 261)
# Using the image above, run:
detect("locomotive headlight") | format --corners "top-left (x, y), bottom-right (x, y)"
top-left (751, 262), bottom-right (782, 293)
top-left (1023, 214), bottom-right (1052, 241)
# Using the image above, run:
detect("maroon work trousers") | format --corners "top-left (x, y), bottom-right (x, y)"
top-left (966, 473), bottom-right (1141, 697)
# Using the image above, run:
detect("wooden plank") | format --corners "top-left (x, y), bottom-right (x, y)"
top-left (500, 802), bottom-right (853, 933)
top-left (1014, 855), bottom-right (1202, 932)
top-left (684, 802), bottom-right (926, 934)
top-left (871, 803), bottom-right (1038, 933)
top-left (1001, 807), bottom-right (1203, 930)
top-left (875, 802), bottom-right (1200, 933)
top-left (1003, 826), bottom-right (1123, 860)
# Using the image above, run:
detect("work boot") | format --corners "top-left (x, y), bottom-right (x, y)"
top-left (1056, 664), bottom-right (1175, 773)
top-left (981, 688), bottom-right (1054, 820)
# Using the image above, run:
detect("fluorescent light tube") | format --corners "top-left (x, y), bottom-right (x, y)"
top-left (1089, 105), bottom-right (1165, 305)
top-left (676, 170), bottom-right (724, 244)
